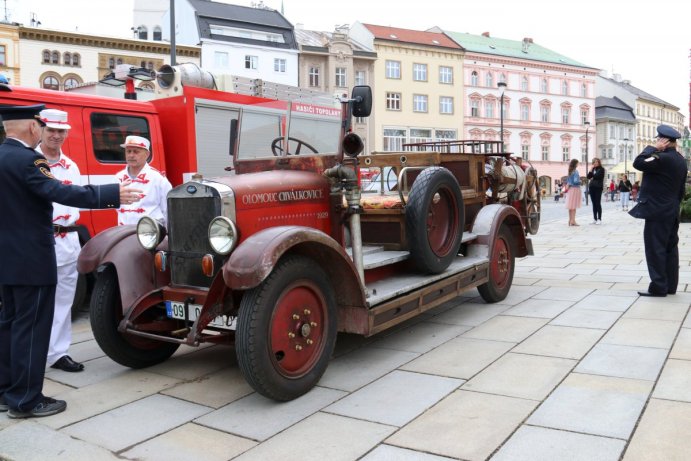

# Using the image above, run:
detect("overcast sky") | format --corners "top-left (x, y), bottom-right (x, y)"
top-left (8, 0), bottom-right (690, 123)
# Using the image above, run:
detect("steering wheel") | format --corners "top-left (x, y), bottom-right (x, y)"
top-left (271, 137), bottom-right (319, 156)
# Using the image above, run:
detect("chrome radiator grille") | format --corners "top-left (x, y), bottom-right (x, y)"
top-left (167, 185), bottom-right (223, 288)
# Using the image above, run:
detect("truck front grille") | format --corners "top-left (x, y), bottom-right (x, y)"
top-left (167, 186), bottom-right (222, 288)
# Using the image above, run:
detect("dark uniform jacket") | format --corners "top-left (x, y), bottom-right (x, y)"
top-left (0, 138), bottom-right (120, 285)
top-left (629, 145), bottom-right (687, 221)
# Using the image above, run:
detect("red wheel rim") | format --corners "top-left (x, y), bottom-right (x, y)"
top-left (269, 280), bottom-right (327, 378)
top-left (427, 187), bottom-right (459, 257)
top-left (490, 236), bottom-right (511, 289)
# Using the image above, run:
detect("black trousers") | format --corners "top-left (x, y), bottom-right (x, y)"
top-left (0, 284), bottom-right (56, 412)
top-left (589, 187), bottom-right (603, 221)
top-left (643, 217), bottom-right (680, 294)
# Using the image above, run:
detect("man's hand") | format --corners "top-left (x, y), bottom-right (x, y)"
top-left (655, 138), bottom-right (670, 151)
top-left (119, 180), bottom-right (143, 205)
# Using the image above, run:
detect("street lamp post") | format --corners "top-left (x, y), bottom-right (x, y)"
top-left (623, 137), bottom-right (629, 181)
top-left (498, 81), bottom-right (507, 153)
top-left (584, 121), bottom-right (590, 205)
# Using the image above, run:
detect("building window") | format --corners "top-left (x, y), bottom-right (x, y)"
top-left (581, 83), bottom-right (587, 97)
top-left (439, 96), bottom-right (453, 114)
top-left (413, 94), bottom-right (428, 112)
top-left (410, 128), bottom-right (432, 144)
top-left (439, 66), bottom-right (453, 84)
top-left (383, 128), bottom-right (406, 151)
top-left (540, 78), bottom-right (548, 93)
top-left (214, 51), bottom-right (229, 68)
top-left (498, 73), bottom-right (506, 85)
top-left (610, 125), bottom-right (616, 138)
top-left (521, 76), bottom-right (528, 91)
top-left (0, 45), bottom-right (6, 66)
top-left (385, 60), bottom-right (401, 79)
top-left (541, 105), bottom-right (550, 122)
top-left (435, 129), bottom-right (456, 141)
top-left (542, 145), bottom-right (549, 161)
top-left (63, 52), bottom-right (71, 66)
top-left (413, 63), bottom-right (427, 82)
top-left (72, 54), bottom-right (80, 67)
top-left (64, 77), bottom-right (80, 89)
top-left (309, 67), bottom-right (320, 87)
top-left (562, 80), bottom-right (568, 95)
top-left (521, 103), bottom-right (530, 121)
top-left (42, 50), bottom-right (50, 64)
top-left (581, 109), bottom-right (589, 125)
top-left (108, 57), bottom-right (115, 69)
top-left (153, 26), bottom-right (162, 41)
top-left (274, 58), bottom-right (286, 73)
top-left (470, 99), bottom-right (479, 117)
top-left (355, 70), bottom-right (365, 86)
top-left (386, 92), bottom-right (401, 111)
top-left (562, 107), bottom-right (570, 124)
top-left (485, 72), bottom-right (493, 87)
top-left (245, 55), bottom-right (258, 69)
top-left (42, 76), bottom-right (59, 90)
top-left (521, 144), bottom-right (529, 159)
top-left (562, 147), bottom-right (570, 161)
top-left (51, 51), bottom-right (60, 65)
top-left (335, 67), bottom-right (346, 87)
top-left (116, 58), bottom-right (123, 66)
top-left (138, 27), bottom-right (148, 40)
top-left (147, 61), bottom-right (154, 70)
top-left (470, 71), bottom-right (478, 86)
top-left (485, 100), bottom-right (494, 118)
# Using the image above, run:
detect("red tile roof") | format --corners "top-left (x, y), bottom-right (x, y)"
top-left (363, 24), bottom-right (463, 50)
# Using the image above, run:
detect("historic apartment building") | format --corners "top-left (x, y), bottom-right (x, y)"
top-left (440, 30), bottom-right (599, 189)
top-left (350, 22), bottom-right (465, 153)
top-left (0, 22), bottom-right (199, 91)
top-left (594, 96), bottom-right (636, 182)
top-left (295, 25), bottom-right (377, 152)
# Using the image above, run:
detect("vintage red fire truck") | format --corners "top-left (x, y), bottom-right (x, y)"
top-left (74, 77), bottom-right (541, 400)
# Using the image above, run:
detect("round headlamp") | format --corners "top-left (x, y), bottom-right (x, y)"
top-left (136, 216), bottom-right (166, 250)
top-left (208, 216), bottom-right (238, 255)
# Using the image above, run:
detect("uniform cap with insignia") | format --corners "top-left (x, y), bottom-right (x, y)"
top-left (120, 135), bottom-right (150, 152)
top-left (0, 104), bottom-right (46, 125)
top-left (39, 108), bottom-right (71, 130)
top-left (656, 124), bottom-right (681, 140)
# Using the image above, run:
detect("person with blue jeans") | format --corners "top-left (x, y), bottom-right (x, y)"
top-left (618, 175), bottom-right (632, 211)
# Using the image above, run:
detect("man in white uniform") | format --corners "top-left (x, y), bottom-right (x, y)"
top-left (36, 109), bottom-right (84, 372)
top-left (115, 135), bottom-right (171, 226)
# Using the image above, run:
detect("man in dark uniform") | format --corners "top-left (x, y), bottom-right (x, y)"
top-left (629, 124), bottom-right (687, 297)
top-left (0, 104), bottom-right (142, 418)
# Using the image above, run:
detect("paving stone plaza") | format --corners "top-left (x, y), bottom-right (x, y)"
top-left (1, 199), bottom-right (690, 461)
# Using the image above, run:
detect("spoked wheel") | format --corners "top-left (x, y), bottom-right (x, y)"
top-left (236, 255), bottom-right (337, 401)
top-left (406, 167), bottom-right (465, 274)
top-left (477, 224), bottom-right (515, 303)
top-left (524, 168), bottom-right (541, 235)
top-left (90, 266), bottom-right (179, 368)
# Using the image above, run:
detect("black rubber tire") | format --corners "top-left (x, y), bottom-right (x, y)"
top-left (90, 266), bottom-right (179, 368)
top-left (478, 224), bottom-right (515, 303)
top-left (406, 167), bottom-right (464, 274)
top-left (235, 255), bottom-right (337, 401)
top-left (525, 169), bottom-right (541, 235)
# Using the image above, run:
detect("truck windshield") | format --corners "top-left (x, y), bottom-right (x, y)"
top-left (236, 102), bottom-right (341, 160)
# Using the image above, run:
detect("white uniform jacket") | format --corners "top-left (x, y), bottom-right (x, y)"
top-left (116, 163), bottom-right (172, 226)
top-left (36, 146), bottom-right (81, 266)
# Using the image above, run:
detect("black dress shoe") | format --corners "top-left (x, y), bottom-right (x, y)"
top-left (637, 291), bottom-right (667, 298)
top-left (50, 355), bottom-right (84, 372)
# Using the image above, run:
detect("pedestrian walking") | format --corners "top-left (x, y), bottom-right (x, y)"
top-left (0, 104), bottom-right (142, 419)
top-left (608, 179), bottom-right (616, 202)
top-left (587, 158), bottom-right (605, 224)
top-left (629, 125), bottom-right (687, 297)
top-left (35, 109), bottom-right (85, 373)
top-left (564, 159), bottom-right (582, 226)
top-left (618, 174), bottom-right (632, 211)
top-left (631, 181), bottom-right (640, 202)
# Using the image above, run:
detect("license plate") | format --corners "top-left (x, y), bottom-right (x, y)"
top-left (165, 301), bottom-right (236, 330)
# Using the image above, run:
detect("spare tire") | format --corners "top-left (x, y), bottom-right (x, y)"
top-left (406, 167), bottom-right (464, 274)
